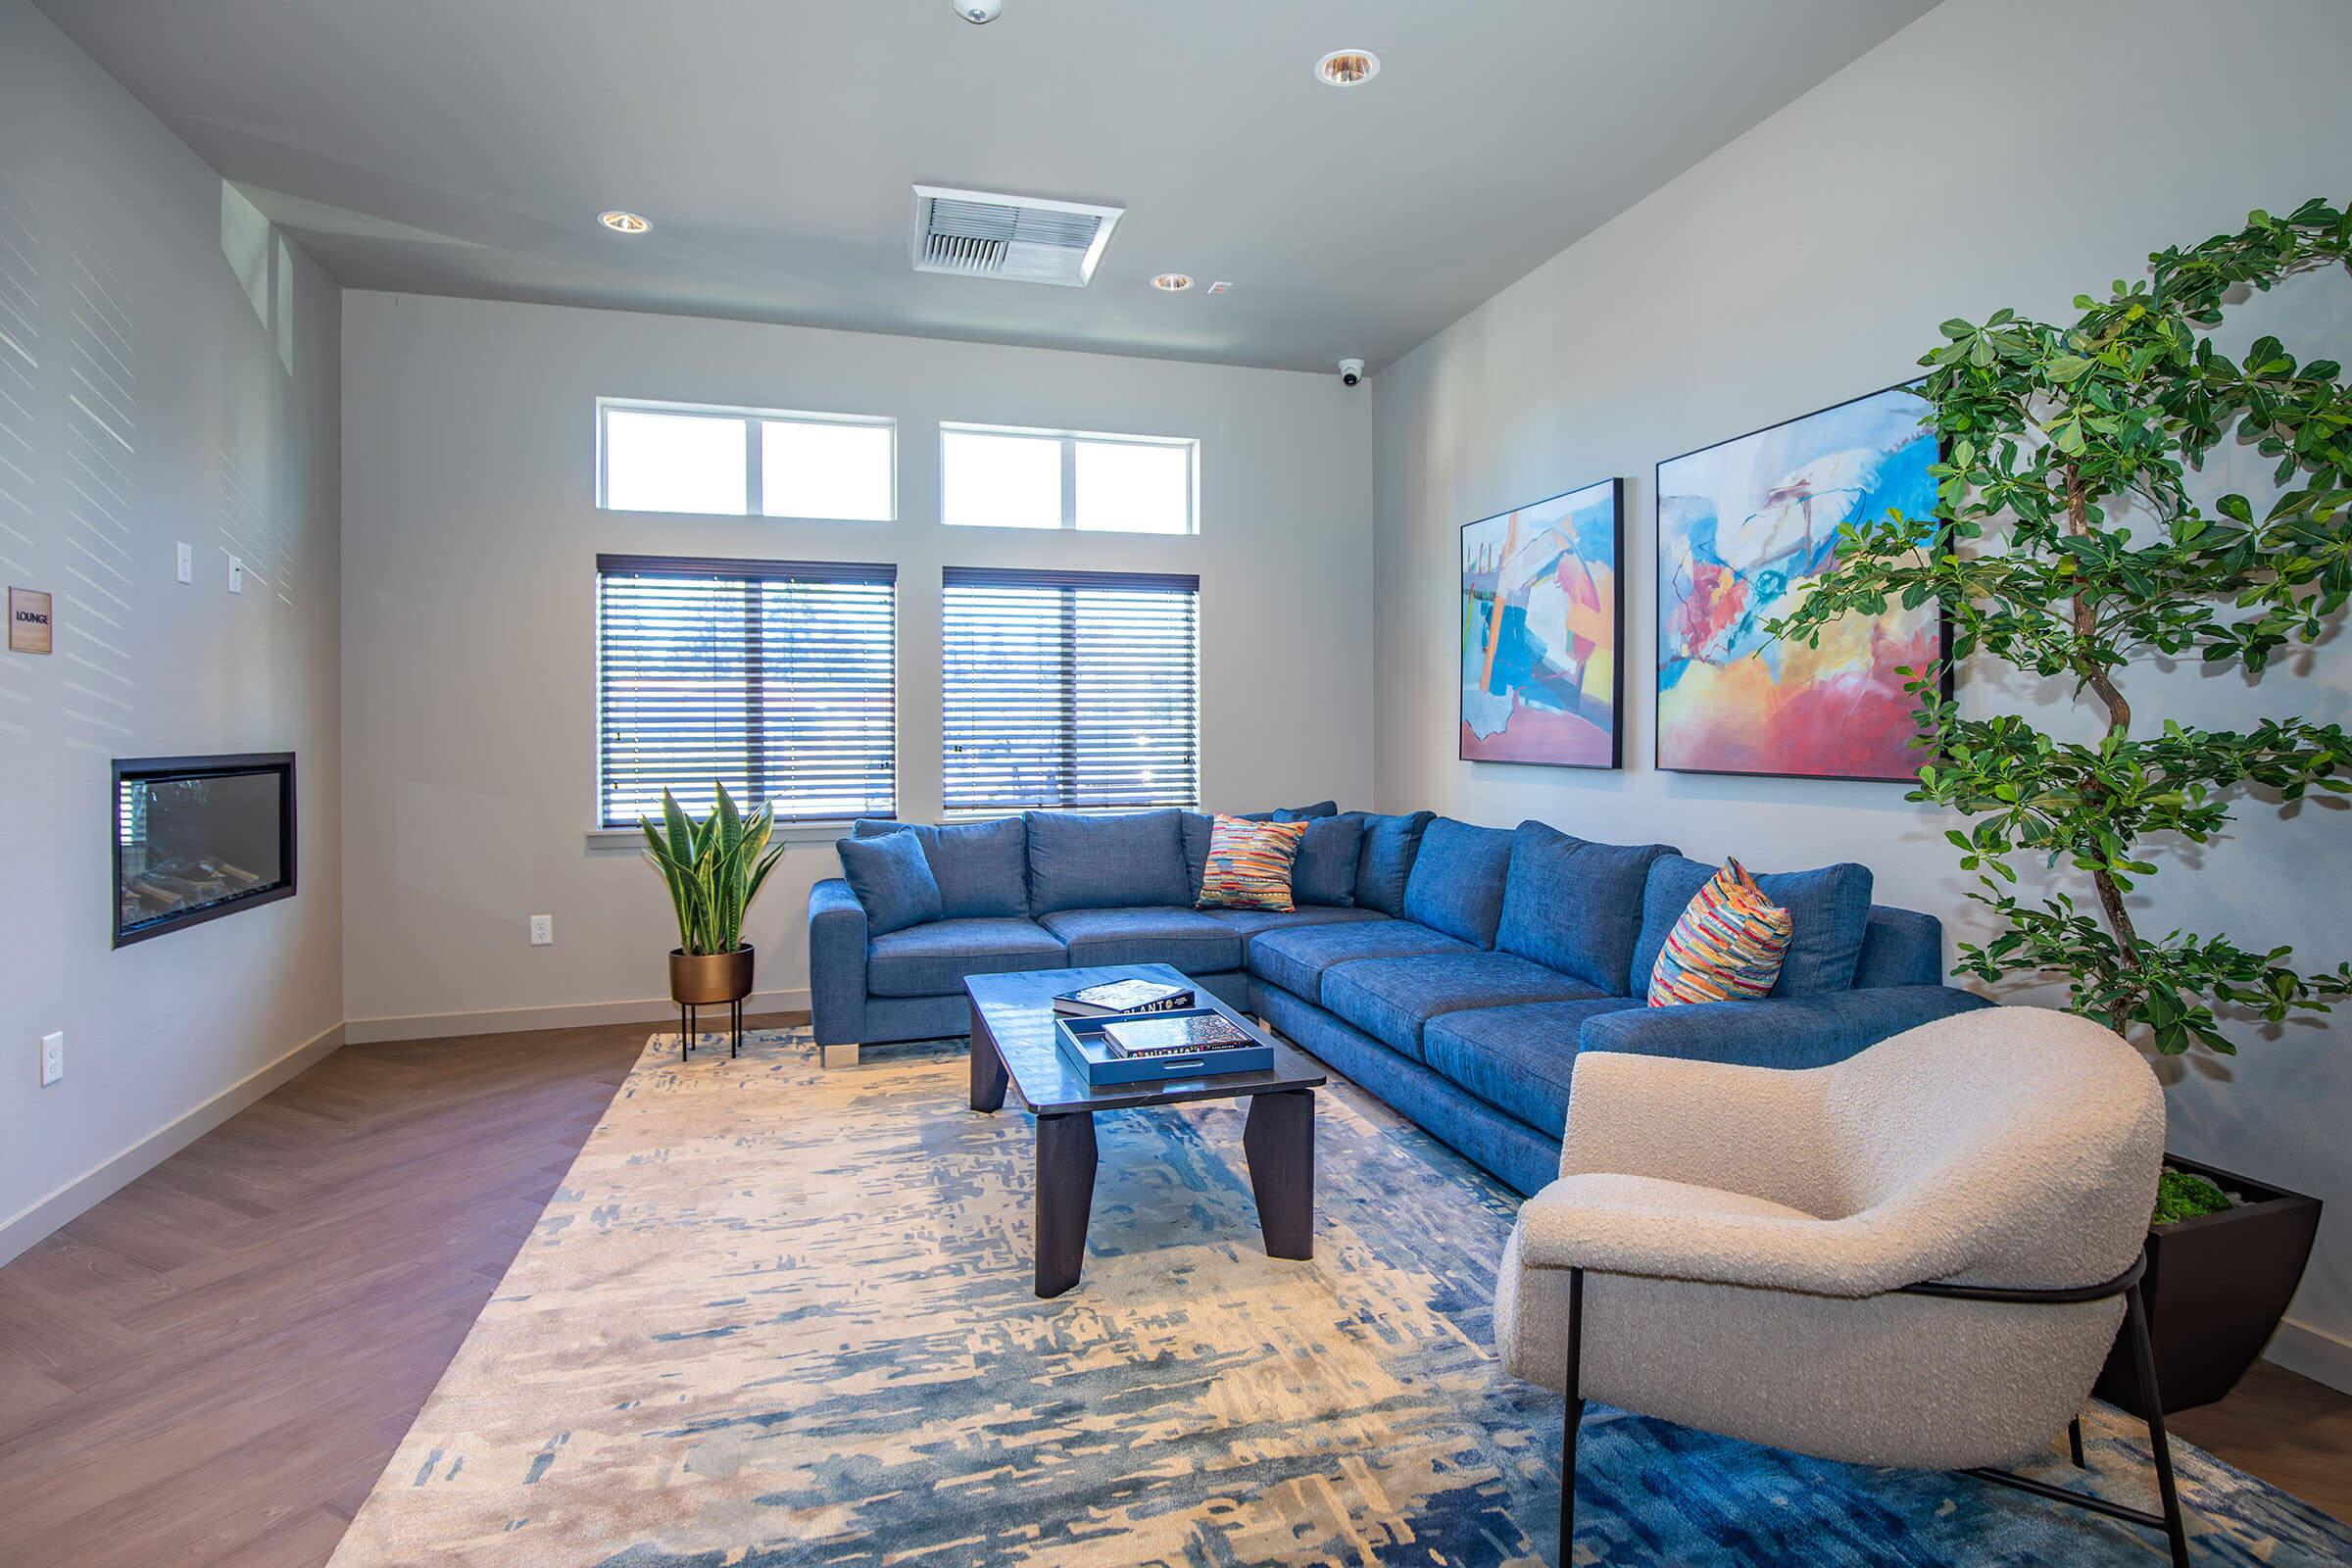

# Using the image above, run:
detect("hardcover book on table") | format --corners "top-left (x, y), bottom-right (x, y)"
top-left (1053, 978), bottom-right (1196, 1017)
top-left (1102, 1012), bottom-right (1254, 1057)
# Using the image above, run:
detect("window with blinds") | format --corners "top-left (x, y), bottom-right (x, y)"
top-left (597, 555), bottom-right (897, 827)
top-left (941, 566), bottom-right (1200, 813)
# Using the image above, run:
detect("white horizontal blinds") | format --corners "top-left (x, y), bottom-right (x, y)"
top-left (942, 566), bottom-right (1200, 812)
top-left (597, 556), bottom-right (897, 828)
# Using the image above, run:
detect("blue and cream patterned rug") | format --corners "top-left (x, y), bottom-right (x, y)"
top-left (328, 1029), bottom-right (2352, 1567)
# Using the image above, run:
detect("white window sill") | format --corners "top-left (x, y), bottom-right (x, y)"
top-left (585, 821), bottom-right (861, 853)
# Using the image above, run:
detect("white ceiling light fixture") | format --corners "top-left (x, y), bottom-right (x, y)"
top-left (1315, 49), bottom-right (1381, 87)
top-left (909, 185), bottom-right (1124, 288)
top-left (597, 209), bottom-right (651, 234)
top-left (1151, 272), bottom-right (1193, 292)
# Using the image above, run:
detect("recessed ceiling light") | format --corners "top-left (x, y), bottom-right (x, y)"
top-left (1315, 49), bottom-right (1380, 87)
top-left (598, 210), bottom-right (651, 234)
top-left (1152, 272), bottom-right (1194, 292)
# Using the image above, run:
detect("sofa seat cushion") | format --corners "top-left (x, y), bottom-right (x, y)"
top-left (1322, 952), bottom-right (1606, 1062)
top-left (1036, 906), bottom-right (1244, 973)
top-left (1247, 918), bottom-right (1474, 1004)
top-left (867, 917), bottom-right (1066, 999)
top-left (1196, 905), bottom-right (1390, 944)
top-left (1421, 998), bottom-right (1647, 1137)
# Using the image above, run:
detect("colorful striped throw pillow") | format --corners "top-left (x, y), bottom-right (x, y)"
top-left (1196, 813), bottom-right (1309, 911)
top-left (1647, 858), bottom-right (1792, 1006)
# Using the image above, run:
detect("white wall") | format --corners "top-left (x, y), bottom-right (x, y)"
top-left (340, 292), bottom-right (1373, 1037)
top-left (1370, 0), bottom-right (2352, 1389)
top-left (0, 0), bottom-right (342, 1259)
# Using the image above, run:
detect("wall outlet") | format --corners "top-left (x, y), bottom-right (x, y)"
top-left (529, 914), bottom-right (554, 947)
top-left (175, 542), bottom-right (193, 584)
top-left (227, 555), bottom-right (245, 594)
top-left (39, 1031), bottom-right (64, 1087)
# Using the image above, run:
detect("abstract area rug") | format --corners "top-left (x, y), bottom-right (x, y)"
top-left (329, 1030), bottom-right (2352, 1567)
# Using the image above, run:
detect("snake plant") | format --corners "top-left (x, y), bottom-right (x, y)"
top-left (640, 785), bottom-right (786, 956)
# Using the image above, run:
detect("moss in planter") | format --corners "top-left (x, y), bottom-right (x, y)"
top-left (2152, 1168), bottom-right (2233, 1227)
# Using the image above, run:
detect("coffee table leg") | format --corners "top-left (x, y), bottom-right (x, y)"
top-left (968, 1004), bottom-right (1008, 1112)
top-left (1035, 1111), bottom-right (1098, 1298)
top-left (1245, 1089), bottom-right (1315, 1261)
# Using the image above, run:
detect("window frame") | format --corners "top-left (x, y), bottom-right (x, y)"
top-left (939, 564), bottom-right (1201, 817)
top-left (593, 553), bottom-right (901, 832)
top-left (939, 421), bottom-right (1200, 534)
top-left (595, 397), bottom-right (899, 521)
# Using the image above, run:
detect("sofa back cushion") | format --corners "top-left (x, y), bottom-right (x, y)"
top-left (1632, 854), bottom-right (1876, 1000)
top-left (1291, 815), bottom-right (1363, 906)
top-left (1239, 801), bottom-right (1339, 821)
top-left (1025, 808), bottom-right (1192, 912)
top-left (1495, 821), bottom-right (1677, 993)
top-left (855, 815), bottom-right (1028, 919)
top-left (1400, 817), bottom-right (1514, 948)
top-left (834, 830), bottom-right (944, 937)
top-left (1353, 810), bottom-right (1435, 915)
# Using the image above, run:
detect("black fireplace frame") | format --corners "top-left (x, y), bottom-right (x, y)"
top-left (112, 752), bottom-right (298, 948)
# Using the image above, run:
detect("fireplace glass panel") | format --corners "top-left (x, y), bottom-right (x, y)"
top-left (114, 757), bottom-right (295, 943)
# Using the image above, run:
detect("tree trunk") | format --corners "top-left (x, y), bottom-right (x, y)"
top-left (2064, 464), bottom-right (2144, 1021)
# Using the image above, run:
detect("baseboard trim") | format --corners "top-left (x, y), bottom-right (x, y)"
top-left (345, 988), bottom-right (813, 1044)
top-left (0, 1018), bottom-right (348, 1268)
top-left (2265, 1314), bottom-right (2352, 1396)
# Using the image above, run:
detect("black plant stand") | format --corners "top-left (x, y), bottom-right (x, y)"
top-left (1555, 1251), bottom-right (2190, 1568)
top-left (676, 999), bottom-right (744, 1060)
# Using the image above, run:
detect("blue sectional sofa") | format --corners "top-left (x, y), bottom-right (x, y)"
top-left (808, 807), bottom-right (1989, 1196)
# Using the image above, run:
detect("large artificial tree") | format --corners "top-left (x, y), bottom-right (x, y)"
top-left (1777, 199), bottom-right (2352, 1055)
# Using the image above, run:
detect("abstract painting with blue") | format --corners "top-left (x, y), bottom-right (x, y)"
top-left (1655, 383), bottom-right (1945, 781)
top-left (1459, 477), bottom-right (1622, 769)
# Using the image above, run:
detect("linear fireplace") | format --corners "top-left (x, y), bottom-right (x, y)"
top-left (113, 753), bottom-right (297, 947)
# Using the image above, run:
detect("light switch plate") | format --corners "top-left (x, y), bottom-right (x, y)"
top-left (39, 1031), bottom-right (64, 1087)
top-left (529, 914), bottom-right (554, 947)
top-left (227, 556), bottom-right (244, 594)
top-left (175, 542), bottom-right (193, 583)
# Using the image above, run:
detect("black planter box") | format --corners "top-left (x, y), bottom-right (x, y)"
top-left (2095, 1152), bottom-right (2322, 1416)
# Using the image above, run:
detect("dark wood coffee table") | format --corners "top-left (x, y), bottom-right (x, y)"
top-left (965, 963), bottom-right (1327, 1298)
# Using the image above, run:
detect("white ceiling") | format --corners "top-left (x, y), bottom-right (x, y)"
top-left (35, 0), bottom-right (1937, 372)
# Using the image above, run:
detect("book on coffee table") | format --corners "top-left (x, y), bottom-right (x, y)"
top-left (1052, 978), bottom-right (1196, 1017)
top-left (1101, 1012), bottom-right (1254, 1058)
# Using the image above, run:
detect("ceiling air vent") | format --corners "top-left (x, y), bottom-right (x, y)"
top-left (909, 185), bottom-right (1124, 288)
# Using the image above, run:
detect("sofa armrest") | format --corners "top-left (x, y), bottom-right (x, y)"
top-left (1577, 986), bottom-right (1991, 1071)
top-left (1514, 1170), bottom-right (1968, 1298)
top-left (808, 878), bottom-right (869, 1047)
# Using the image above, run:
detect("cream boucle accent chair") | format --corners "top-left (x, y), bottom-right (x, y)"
top-left (1496, 1005), bottom-right (2191, 1565)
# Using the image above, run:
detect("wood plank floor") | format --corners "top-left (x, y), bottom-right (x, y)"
top-left (0, 1018), bottom-right (2345, 1567)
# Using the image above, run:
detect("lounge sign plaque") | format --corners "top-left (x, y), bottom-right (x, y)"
top-left (8, 586), bottom-right (51, 655)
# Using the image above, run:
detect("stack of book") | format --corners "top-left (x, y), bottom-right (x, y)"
top-left (1051, 978), bottom-right (1195, 1017)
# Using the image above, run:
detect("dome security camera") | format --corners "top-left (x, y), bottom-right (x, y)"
top-left (1338, 357), bottom-right (1366, 388)
top-left (954, 0), bottom-right (1003, 21)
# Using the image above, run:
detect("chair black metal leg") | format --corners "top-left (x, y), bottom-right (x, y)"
top-left (1560, 1266), bottom-right (1584, 1564)
top-left (2069, 1416), bottom-right (2086, 1470)
top-left (2126, 1282), bottom-right (2192, 1568)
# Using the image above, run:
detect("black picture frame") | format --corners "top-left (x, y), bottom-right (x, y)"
top-left (112, 752), bottom-right (298, 948)
top-left (1458, 476), bottom-right (1626, 771)
top-left (1652, 381), bottom-right (1953, 784)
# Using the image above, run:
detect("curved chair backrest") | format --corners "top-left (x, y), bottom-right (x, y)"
top-left (1820, 1006), bottom-right (2165, 1290)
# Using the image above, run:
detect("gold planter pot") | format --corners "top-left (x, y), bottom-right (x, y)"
top-left (669, 944), bottom-right (755, 1004)
top-left (668, 945), bottom-right (754, 1059)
